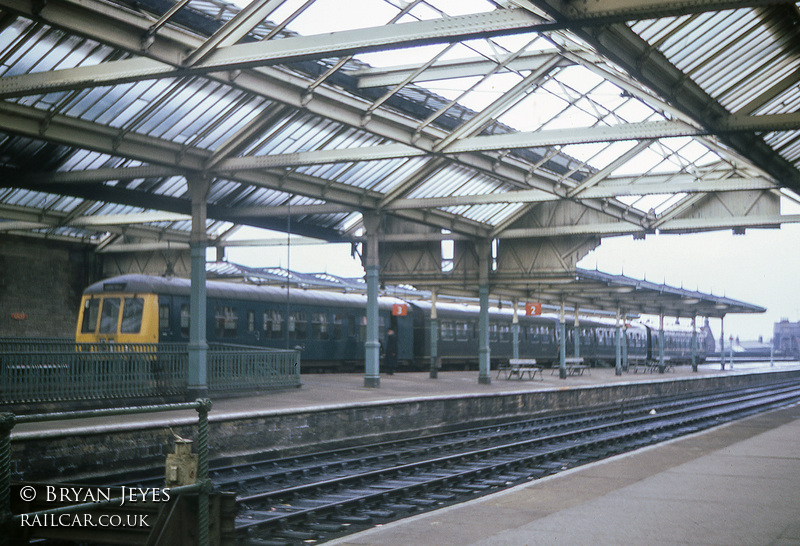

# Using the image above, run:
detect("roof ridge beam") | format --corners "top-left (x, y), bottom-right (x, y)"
top-left (183, 0), bottom-right (284, 67)
top-left (0, 9), bottom-right (545, 99)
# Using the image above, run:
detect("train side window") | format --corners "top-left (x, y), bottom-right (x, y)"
top-left (440, 321), bottom-right (454, 341)
top-left (455, 321), bottom-right (469, 342)
top-left (120, 297), bottom-right (144, 334)
top-left (312, 312), bottom-right (329, 340)
top-left (499, 324), bottom-right (510, 342)
top-left (159, 304), bottom-right (170, 332)
top-left (99, 298), bottom-right (121, 333)
top-left (81, 299), bottom-right (100, 333)
top-left (489, 323), bottom-right (498, 342)
top-left (180, 305), bottom-right (190, 337)
top-left (332, 314), bottom-right (343, 340)
top-left (264, 310), bottom-right (284, 339)
top-left (289, 311), bottom-right (307, 340)
top-left (215, 306), bottom-right (238, 339)
top-left (247, 310), bottom-right (255, 333)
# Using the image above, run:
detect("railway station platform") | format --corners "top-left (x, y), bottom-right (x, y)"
top-left (9, 361), bottom-right (800, 484)
top-left (12, 361), bottom-right (800, 434)
top-left (329, 397), bottom-right (800, 546)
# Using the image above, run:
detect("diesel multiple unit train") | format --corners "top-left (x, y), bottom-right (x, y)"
top-left (76, 274), bottom-right (705, 370)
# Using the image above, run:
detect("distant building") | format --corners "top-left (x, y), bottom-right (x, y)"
top-left (773, 319), bottom-right (800, 358)
top-left (702, 317), bottom-right (716, 354)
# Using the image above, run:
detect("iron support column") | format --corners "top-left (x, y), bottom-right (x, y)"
top-left (573, 307), bottom-right (580, 360)
top-left (622, 319), bottom-right (629, 372)
top-left (363, 214), bottom-right (381, 388)
top-left (478, 241), bottom-right (491, 385)
top-left (691, 316), bottom-right (698, 372)
top-left (187, 178), bottom-right (209, 401)
top-left (195, 399), bottom-right (212, 546)
top-left (478, 284), bottom-right (491, 384)
top-left (720, 316), bottom-right (726, 370)
top-left (430, 289), bottom-right (438, 379)
top-left (615, 306), bottom-right (622, 376)
top-left (512, 298), bottom-right (520, 360)
top-left (0, 413), bottom-right (14, 546)
top-left (559, 299), bottom-right (566, 379)
top-left (658, 312), bottom-right (665, 373)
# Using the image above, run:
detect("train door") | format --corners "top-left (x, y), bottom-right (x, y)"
top-left (645, 325), bottom-right (654, 361)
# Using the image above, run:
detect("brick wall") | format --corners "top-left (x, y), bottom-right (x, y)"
top-left (0, 236), bottom-right (98, 338)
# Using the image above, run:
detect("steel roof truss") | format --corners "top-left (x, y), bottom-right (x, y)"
top-left (0, 9), bottom-right (547, 98)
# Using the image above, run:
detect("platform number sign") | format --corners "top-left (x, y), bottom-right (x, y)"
top-left (392, 303), bottom-right (408, 317)
top-left (525, 302), bottom-right (542, 316)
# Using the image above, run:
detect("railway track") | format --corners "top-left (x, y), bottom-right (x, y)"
top-left (230, 381), bottom-right (800, 544)
top-left (87, 381), bottom-right (800, 545)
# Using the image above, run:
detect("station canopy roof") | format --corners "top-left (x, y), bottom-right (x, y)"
top-left (209, 261), bottom-right (766, 318)
top-left (0, 0), bottom-right (796, 314)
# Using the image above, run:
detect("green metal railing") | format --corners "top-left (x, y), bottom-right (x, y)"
top-left (0, 400), bottom-right (213, 546)
top-left (0, 339), bottom-right (300, 404)
top-left (209, 344), bottom-right (300, 392)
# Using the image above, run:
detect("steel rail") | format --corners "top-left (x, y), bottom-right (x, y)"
top-left (234, 384), bottom-right (800, 538)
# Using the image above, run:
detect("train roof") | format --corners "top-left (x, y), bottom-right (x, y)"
top-left (83, 274), bottom-right (407, 310)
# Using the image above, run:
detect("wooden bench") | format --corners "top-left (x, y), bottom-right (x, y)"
top-left (497, 358), bottom-right (542, 381)
top-left (551, 357), bottom-right (588, 376)
top-left (631, 357), bottom-right (674, 373)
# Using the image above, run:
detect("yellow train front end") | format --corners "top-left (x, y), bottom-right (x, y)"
top-left (75, 290), bottom-right (160, 344)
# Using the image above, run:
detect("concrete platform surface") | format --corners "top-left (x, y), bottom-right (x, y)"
top-left (330, 402), bottom-right (800, 546)
top-left (11, 361), bottom-right (800, 436)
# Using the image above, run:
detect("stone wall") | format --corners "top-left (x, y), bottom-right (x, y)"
top-left (10, 369), bottom-right (800, 482)
top-left (0, 236), bottom-right (98, 338)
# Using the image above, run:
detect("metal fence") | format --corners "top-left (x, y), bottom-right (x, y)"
top-left (0, 339), bottom-right (300, 404)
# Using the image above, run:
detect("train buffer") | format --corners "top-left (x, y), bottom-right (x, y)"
top-left (497, 359), bottom-right (542, 381)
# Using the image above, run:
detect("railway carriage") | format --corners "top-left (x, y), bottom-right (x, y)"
top-left (76, 274), bottom-right (705, 371)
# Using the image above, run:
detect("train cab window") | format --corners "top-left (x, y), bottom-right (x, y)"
top-left (120, 297), bottom-right (144, 334)
top-left (289, 311), bottom-right (307, 340)
top-left (159, 304), bottom-right (170, 332)
top-left (180, 305), bottom-right (190, 338)
top-left (440, 321), bottom-right (455, 341)
top-left (81, 299), bottom-right (100, 333)
top-left (332, 314), bottom-right (343, 340)
top-left (99, 298), bottom-right (121, 333)
top-left (215, 306), bottom-right (238, 339)
top-left (247, 310), bottom-right (256, 333)
top-left (312, 312), bottom-right (329, 340)
top-left (264, 310), bottom-right (284, 339)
